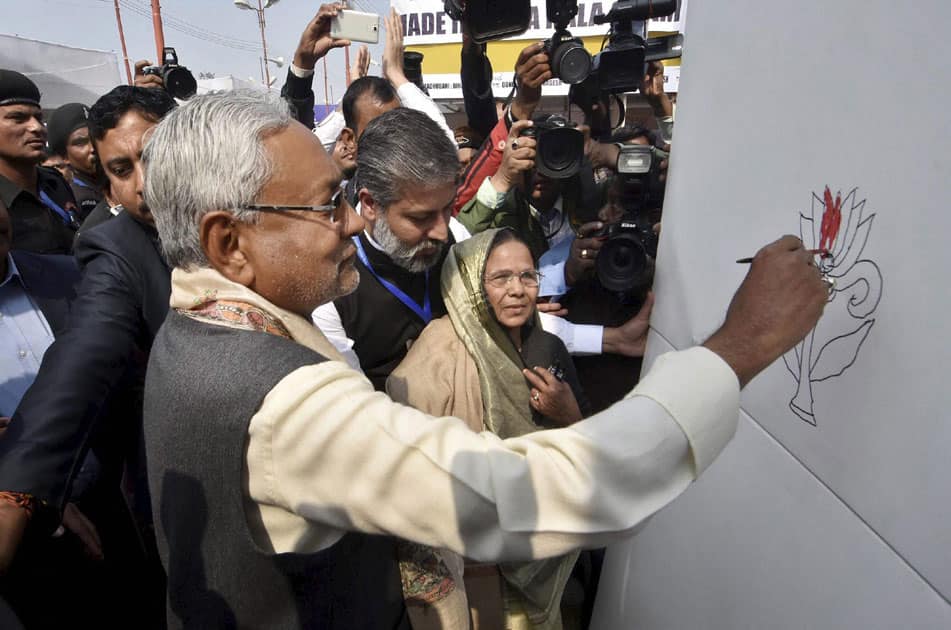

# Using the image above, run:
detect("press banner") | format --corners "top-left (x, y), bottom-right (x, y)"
top-left (391, 0), bottom-right (687, 45)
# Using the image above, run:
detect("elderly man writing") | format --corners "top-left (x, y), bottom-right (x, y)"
top-left (142, 90), bottom-right (827, 629)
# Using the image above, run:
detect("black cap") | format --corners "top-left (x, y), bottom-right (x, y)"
top-left (47, 103), bottom-right (90, 156)
top-left (0, 69), bottom-right (41, 108)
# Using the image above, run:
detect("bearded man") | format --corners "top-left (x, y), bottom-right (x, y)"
top-left (315, 108), bottom-right (654, 389)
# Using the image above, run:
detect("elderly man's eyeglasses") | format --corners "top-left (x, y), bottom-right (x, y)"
top-left (484, 270), bottom-right (543, 288)
top-left (245, 189), bottom-right (346, 223)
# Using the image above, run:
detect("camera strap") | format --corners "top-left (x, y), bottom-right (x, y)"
top-left (353, 236), bottom-right (433, 324)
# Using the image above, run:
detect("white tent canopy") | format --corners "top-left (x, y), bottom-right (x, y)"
top-left (196, 75), bottom-right (266, 94)
top-left (0, 33), bottom-right (124, 109)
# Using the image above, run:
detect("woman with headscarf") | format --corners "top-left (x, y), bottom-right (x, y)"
top-left (387, 227), bottom-right (589, 630)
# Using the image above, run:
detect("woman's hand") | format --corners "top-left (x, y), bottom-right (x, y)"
top-left (523, 367), bottom-right (583, 426)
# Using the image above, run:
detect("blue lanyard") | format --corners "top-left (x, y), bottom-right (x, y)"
top-left (72, 176), bottom-right (93, 190)
top-left (353, 236), bottom-right (432, 324)
top-left (38, 189), bottom-right (78, 228)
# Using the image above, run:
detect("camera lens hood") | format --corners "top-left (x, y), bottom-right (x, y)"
top-left (551, 38), bottom-right (592, 85)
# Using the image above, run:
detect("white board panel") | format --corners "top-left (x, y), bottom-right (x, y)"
top-left (593, 0), bottom-right (951, 624)
top-left (591, 333), bottom-right (951, 630)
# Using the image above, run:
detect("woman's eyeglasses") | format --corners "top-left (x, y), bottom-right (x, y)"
top-left (484, 270), bottom-right (543, 288)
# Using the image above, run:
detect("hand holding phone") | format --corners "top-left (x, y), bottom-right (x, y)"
top-left (294, 3), bottom-right (351, 70)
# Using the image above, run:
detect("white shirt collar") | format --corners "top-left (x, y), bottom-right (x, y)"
top-left (0, 253), bottom-right (21, 289)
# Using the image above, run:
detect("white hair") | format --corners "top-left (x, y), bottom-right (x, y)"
top-left (143, 90), bottom-right (292, 270)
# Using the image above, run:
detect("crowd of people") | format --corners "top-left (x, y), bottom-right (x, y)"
top-left (0, 3), bottom-right (830, 629)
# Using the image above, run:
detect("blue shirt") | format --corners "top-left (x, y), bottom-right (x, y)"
top-left (0, 253), bottom-right (55, 416)
top-left (538, 235), bottom-right (574, 299)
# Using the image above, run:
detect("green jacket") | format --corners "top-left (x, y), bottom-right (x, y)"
top-left (457, 187), bottom-right (569, 262)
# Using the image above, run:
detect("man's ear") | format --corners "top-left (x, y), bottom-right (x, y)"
top-left (199, 211), bottom-right (255, 287)
top-left (358, 188), bottom-right (379, 223)
top-left (339, 127), bottom-right (356, 151)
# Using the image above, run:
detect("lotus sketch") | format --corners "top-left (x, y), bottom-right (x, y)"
top-left (783, 187), bottom-right (883, 425)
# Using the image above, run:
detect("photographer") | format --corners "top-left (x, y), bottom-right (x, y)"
top-left (457, 117), bottom-right (574, 260)
top-left (453, 41), bottom-right (552, 215)
top-left (538, 126), bottom-right (666, 295)
top-left (641, 60), bottom-right (675, 143)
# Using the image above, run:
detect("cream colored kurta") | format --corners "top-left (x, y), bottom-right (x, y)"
top-left (168, 267), bottom-right (741, 562)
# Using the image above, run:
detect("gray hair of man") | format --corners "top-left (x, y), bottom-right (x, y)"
top-left (143, 90), bottom-right (293, 270)
top-left (355, 107), bottom-right (459, 210)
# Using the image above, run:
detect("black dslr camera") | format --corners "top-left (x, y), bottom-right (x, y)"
top-left (595, 144), bottom-right (668, 298)
top-left (543, 0), bottom-right (591, 85)
top-left (143, 47), bottom-right (197, 100)
top-left (519, 115), bottom-right (585, 179)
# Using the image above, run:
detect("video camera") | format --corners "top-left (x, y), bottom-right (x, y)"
top-left (590, 0), bottom-right (682, 93)
top-left (445, 0), bottom-right (531, 43)
top-left (143, 47), bottom-right (197, 101)
top-left (568, 0), bottom-right (683, 136)
top-left (594, 143), bottom-right (668, 298)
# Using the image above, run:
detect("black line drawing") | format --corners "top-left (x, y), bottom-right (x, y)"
top-left (782, 187), bottom-right (883, 425)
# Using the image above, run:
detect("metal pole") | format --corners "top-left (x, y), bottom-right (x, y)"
top-left (344, 45), bottom-right (351, 87)
top-left (257, 0), bottom-right (272, 89)
top-left (151, 0), bottom-right (166, 64)
top-left (113, 0), bottom-right (133, 84)
top-left (323, 56), bottom-right (329, 107)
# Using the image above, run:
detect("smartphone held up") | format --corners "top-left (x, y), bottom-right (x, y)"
top-left (331, 10), bottom-right (380, 44)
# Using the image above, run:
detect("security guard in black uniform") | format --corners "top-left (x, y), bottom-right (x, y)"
top-left (0, 69), bottom-right (79, 254)
top-left (48, 102), bottom-right (103, 221)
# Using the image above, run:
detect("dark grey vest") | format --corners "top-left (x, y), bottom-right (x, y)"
top-left (333, 232), bottom-right (450, 391)
top-left (145, 312), bottom-right (408, 629)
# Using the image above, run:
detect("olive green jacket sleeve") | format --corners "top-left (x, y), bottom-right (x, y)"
top-left (456, 182), bottom-right (549, 261)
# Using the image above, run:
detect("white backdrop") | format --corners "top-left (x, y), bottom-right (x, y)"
top-left (592, 0), bottom-right (951, 627)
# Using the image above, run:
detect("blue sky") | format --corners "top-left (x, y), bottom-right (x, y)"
top-left (3, 0), bottom-right (389, 102)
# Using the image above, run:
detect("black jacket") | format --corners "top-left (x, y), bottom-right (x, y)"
top-left (9, 249), bottom-right (80, 335)
top-left (281, 67), bottom-right (317, 130)
top-left (0, 212), bottom-right (171, 515)
top-left (0, 167), bottom-right (79, 255)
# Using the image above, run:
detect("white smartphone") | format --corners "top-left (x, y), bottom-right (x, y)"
top-left (331, 10), bottom-right (380, 44)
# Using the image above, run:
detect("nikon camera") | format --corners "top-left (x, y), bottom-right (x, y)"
top-left (595, 143), bottom-right (668, 299)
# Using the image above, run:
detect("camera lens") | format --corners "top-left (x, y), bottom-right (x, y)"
top-left (535, 127), bottom-right (584, 179)
top-left (163, 66), bottom-right (197, 100)
top-left (552, 41), bottom-right (592, 85)
top-left (597, 231), bottom-right (652, 294)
